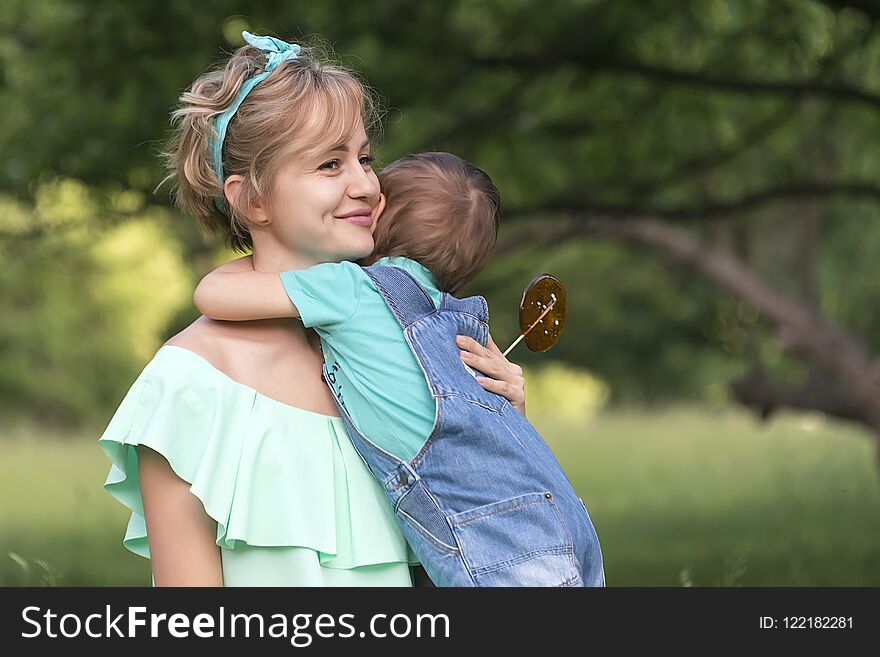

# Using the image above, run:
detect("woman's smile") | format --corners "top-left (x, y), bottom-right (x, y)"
top-left (336, 208), bottom-right (373, 227)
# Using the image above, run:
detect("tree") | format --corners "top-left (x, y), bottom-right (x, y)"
top-left (4, 0), bottom-right (880, 452)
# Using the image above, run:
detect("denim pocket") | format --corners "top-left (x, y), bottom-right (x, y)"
top-left (448, 492), bottom-right (580, 586)
top-left (395, 480), bottom-right (460, 555)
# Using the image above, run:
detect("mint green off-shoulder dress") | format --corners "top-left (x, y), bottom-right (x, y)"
top-left (99, 345), bottom-right (418, 586)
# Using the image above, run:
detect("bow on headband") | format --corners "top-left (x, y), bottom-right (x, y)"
top-left (241, 31), bottom-right (302, 71)
top-left (210, 31), bottom-right (302, 213)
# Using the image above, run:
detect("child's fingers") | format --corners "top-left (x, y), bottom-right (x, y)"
top-left (486, 336), bottom-right (523, 377)
top-left (475, 376), bottom-right (512, 397)
top-left (476, 376), bottom-right (526, 411)
top-left (459, 351), bottom-right (501, 378)
top-left (458, 337), bottom-right (523, 379)
top-left (455, 335), bottom-right (490, 358)
top-left (459, 335), bottom-right (515, 367)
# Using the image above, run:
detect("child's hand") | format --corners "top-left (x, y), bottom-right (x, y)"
top-left (456, 335), bottom-right (526, 416)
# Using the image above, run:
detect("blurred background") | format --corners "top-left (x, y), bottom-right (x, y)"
top-left (2, 0), bottom-right (880, 586)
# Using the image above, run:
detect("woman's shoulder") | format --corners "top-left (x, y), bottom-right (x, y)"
top-left (97, 319), bottom-right (253, 443)
top-left (163, 316), bottom-right (333, 412)
top-left (119, 315), bottom-right (334, 419)
top-left (162, 315), bottom-right (237, 374)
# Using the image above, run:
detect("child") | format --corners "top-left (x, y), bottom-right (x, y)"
top-left (195, 152), bottom-right (605, 586)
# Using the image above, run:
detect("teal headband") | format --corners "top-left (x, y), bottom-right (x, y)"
top-left (210, 31), bottom-right (301, 213)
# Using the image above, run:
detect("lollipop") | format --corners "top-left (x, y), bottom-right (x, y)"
top-left (502, 274), bottom-right (568, 357)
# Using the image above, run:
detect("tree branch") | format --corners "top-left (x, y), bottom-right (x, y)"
top-left (822, 1), bottom-right (880, 22)
top-left (598, 107), bottom-right (795, 200)
top-left (602, 60), bottom-right (880, 108)
top-left (498, 212), bottom-right (880, 432)
top-left (729, 370), bottom-right (869, 424)
top-left (508, 181), bottom-right (880, 223)
top-left (475, 54), bottom-right (880, 109)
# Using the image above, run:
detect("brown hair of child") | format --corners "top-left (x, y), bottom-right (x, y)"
top-left (373, 152), bottom-right (500, 295)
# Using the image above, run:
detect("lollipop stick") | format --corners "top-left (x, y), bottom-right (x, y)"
top-left (501, 334), bottom-right (525, 358)
top-left (501, 299), bottom-right (556, 357)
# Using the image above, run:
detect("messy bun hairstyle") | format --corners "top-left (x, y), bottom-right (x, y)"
top-left (160, 38), bottom-right (382, 252)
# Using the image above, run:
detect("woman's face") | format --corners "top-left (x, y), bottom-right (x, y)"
top-left (259, 123), bottom-right (382, 266)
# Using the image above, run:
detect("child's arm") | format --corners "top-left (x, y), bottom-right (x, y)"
top-left (196, 195), bottom-right (384, 322)
top-left (194, 268), bottom-right (299, 321)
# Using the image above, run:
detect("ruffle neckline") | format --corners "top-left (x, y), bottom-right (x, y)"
top-left (99, 346), bottom-right (417, 570)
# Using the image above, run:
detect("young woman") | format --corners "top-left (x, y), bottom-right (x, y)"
top-left (98, 33), bottom-right (525, 586)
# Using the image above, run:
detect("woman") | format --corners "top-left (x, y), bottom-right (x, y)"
top-left (99, 33), bottom-right (525, 586)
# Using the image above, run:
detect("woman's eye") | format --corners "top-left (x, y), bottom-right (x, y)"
top-left (318, 159), bottom-right (341, 171)
top-left (360, 154), bottom-right (375, 167)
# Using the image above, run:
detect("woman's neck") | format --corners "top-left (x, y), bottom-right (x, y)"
top-left (208, 240), bottom-right (317, 345)
top-left (251, 244), bottom-right (318, 273)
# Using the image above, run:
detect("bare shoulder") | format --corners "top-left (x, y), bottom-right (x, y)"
top-left (164, 316), bottom-right (236, 373)
top-left (163, 315), bottom-right (333, 413)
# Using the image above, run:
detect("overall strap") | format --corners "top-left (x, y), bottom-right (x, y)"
top-left (442, 291), bottom-right (490, 326)
top-left (362, 265), bottom-right (437, 328)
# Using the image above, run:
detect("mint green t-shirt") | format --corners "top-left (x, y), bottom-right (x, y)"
top-left (279, 256), bottom-right (443, 462)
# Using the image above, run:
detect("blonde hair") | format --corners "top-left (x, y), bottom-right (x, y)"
top-left (374, 153), bottom-right (500, 294)
top-left (159, 38), bottom-right (382, 252)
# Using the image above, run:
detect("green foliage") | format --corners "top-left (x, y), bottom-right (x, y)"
top-left (89, 211), bottom-right (192, 362)
top-left (522, 361), bottom-right (610, 424)
top-left (3, 0), bottom-right (880, 414)
top-left (0, 180), bottom-right (193, 425)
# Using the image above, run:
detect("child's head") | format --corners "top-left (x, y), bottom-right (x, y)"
top-left (161, 35), bottom-right (381, 253)
top-left (372, 153), bottom-right (500, 294)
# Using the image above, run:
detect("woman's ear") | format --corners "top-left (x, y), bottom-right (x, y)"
top-left (370, 193), bottom-right (386, 236)
top-left (224, 175), bottom-right (271, 226)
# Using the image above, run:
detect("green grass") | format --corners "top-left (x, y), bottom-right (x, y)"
top-left (534, 406), bottom-right (880, 586)
top-left (1, 407), bottom-right (878, 586)
top-left (0, 422), bottom-right (150, 586)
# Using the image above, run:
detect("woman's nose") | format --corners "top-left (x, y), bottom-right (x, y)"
top-left (347, 161), bottom-right (379, 199)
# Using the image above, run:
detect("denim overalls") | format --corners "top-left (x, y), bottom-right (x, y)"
top-left (322, 265), bottom-right (605, 586)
